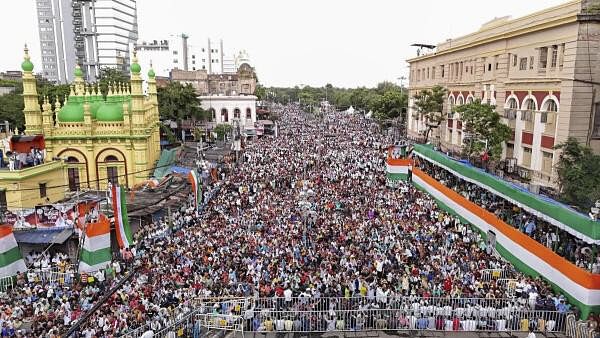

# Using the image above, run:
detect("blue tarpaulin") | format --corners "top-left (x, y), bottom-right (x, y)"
top-left (170, 166), bottom-right (192, 175)
top-left (14, 228), bottom-right (73, 244)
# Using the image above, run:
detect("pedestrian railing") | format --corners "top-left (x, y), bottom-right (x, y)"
top-left (481, 269), bottom-right (514, 281)
top-left (120, 296), bottom-right (574, 337)
top-left (0, 276), bottom-right (14, 292)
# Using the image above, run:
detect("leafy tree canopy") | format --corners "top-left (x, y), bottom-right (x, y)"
top-left (453, 99), bottom-right (511, 161)
top-left (554, 137), bottom-right (600, 210)
top-left (411, 85), bottom-right (447, 143)
top-left (157, 81), bottom-right (207, 122)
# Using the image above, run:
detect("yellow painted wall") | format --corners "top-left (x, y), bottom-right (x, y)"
top-left (0, 161), bottom-right (67, 209)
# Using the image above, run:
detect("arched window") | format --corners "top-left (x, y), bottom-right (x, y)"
top-left (105, 155), bottom-right (119, 162)
top-left (447, 97), bottom-right (455, 118)
top-left (524, 98), bottom-right (536, 111)
top-left (209, 108), bottom-right (216, 120)
top-left (504, 98), bottom-right (518, 120)
top-left (521, 98), bottom-right (536, 122)
top-left (234, 108), bottom-right (241, 119)
top-left (541, 99), bottom-right (558, 123)
top-left (246, 108), bottom-right (252, 119)
top-left (466, 96), bottom-right (474, 104)
top-left (456, 97), bottom-right (464, 106)
top-left (221, 108), bottom-right (229, 122)
top-left (66, 156), bottom-right (79, 163)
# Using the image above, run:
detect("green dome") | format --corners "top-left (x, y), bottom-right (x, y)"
top-left (90, 97), bottom-right (103, 119)
top-left (148, 68), bottom-right (155, 78)
top-left (58, 101), bottom-right (84, 122)
top-left (21, 59), bottom-right (34, 72)
top-left (96, 102), bottom-right (124, 121)
top-left (131, 62), bottom-right (141, 74)
top-left (74, 66), bottom-right (83, 77)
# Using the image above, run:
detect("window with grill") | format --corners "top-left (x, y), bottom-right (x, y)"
top-left (551, 45), bottom-right (558, 68)
top-left (529, 56), bottom-right (534, 70)
top-left (513, 55), bottom-right (517, 67)
top-left (539, 47), bottom-right (548, 69)
top-left (519, 58), bottom-right (527, 70)
top-left (593, 102), bottom-right (600, 138)
top-left (504, 99), bottom-right (518, 119)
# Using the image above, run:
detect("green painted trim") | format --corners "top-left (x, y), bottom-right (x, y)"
top-left (79, 247), bottom-right (112, 266)
top-left (0, 161), bottom-right (65, 181)
top-left (413, 144), bottom-right (600, 240)
top-left (0, 247), bottom-right (23, 267)
top-left (412, 178), bottom-right (596, 319)
top-left (387, 173), bottom-right (408, 181)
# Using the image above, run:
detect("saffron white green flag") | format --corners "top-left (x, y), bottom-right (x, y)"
top-left (79, 214), bottom-right (112, 272)
top-left (111, 185), bottom-right (133, 249)
top-left (0, 226), bottom-right (27, 278)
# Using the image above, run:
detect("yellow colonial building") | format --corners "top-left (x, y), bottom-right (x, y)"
top-left (0, 45), bottom-right (161, 212)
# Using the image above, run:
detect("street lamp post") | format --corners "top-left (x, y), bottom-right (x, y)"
top-left (397, 76), bottom-right (408, 141)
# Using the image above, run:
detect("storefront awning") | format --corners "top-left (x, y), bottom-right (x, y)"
top-left (14, 228), bottom-right (73, 245)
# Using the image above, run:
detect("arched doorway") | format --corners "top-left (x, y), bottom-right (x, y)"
top-left (66, 157), bottom-right (81, 192)
top-left (105, 155), bottom-right (119, 186)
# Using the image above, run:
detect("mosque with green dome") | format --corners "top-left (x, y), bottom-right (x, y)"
top-left (20, 46), bottom-right (161, 190)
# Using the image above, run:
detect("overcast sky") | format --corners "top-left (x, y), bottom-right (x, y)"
top-left (2, 0), bottom-right (567, 88)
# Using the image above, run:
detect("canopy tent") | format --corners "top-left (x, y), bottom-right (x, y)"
top-left (10, 135), bottom-right (45, 153)
top-left (346, 106), bottom-right (355, 114)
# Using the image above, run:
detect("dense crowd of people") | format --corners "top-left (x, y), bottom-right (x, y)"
top-left (417, 160), bottom-right (600, 273)
top-left (0, 105), bottom-right (579, 337)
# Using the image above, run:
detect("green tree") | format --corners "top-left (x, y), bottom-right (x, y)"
top-left (412, 85), bottom-right (447, 143)
top-left (370, 90), bottom-right (407, 121)
top-left (554, 137), bottom-right (600, 210)
top-left (98, 67), bottom-right (128, 97)
top-left (254, 84), bottom-right (267, 101)
top-left (157, 82), bottom-right (207, 122)
top-left (453, 99), bottom-right (511, 161)
top-left (213, 123), bottom-right (232, 141)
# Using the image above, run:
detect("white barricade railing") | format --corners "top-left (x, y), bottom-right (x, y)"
top-left (120, 296), bottom-right (574, 337)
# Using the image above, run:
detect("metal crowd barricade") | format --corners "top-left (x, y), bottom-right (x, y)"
top-left (0, 276), bottom-right (14, 291)
top-left (481, 269), bottom-right (513, 281)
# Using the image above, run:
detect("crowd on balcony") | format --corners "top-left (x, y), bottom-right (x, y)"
top-left (2, 147), bottom-right (45, 171)
top-left (416, 160), bottom-right (600, 273)
top-left (0, 107), bottom-right (576, 337)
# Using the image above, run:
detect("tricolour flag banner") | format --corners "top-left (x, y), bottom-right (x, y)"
top-left (188, 170), bottom-right (201, 209)
top-left (111, 185), bottom-right (133, 249)
top-left (0, 226), bottom-right (27, 278)
top-left (78, 214), bottom-right (112, 273)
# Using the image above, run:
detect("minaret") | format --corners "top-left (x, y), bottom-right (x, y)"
top-left (147, 63), bottom-right (160, 163)
top-left (129, 52), bottom-right (148, 186)
top-left (130, 51), bottom-right (144, 133)
top-left (41, 96), bottom-right (53, 136)
top-left (21, 45), bottom-right (43, 135)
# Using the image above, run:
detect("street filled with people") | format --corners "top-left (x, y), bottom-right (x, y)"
top-left (0, 105), bottom-right (579, 337)
top-left (417, 160), bottom-right (600, 273)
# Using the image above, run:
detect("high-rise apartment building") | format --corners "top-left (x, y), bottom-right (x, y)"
top-left (35, 0), bottom-right (138, 83)
top-left (135, 36), bottom-right (248, 78)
